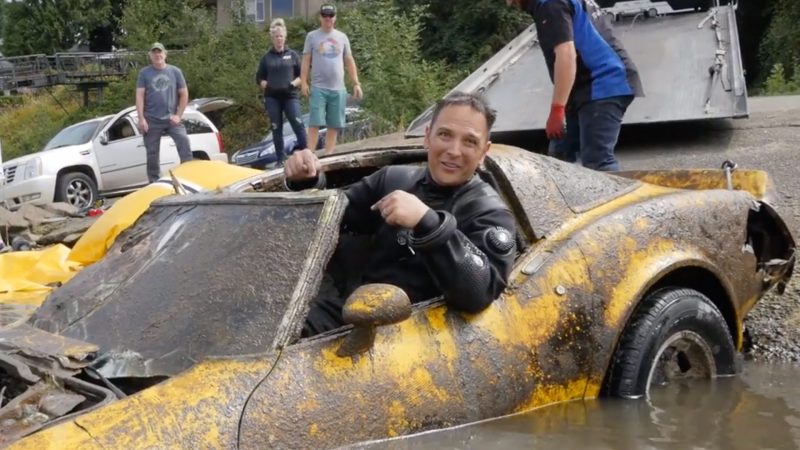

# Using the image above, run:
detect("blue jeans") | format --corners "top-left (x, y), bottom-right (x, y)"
top-left (264, 96), bottom-right (307, 163)
top-left (548, 95), bottom-right (633, 172)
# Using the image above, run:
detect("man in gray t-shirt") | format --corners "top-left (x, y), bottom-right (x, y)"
top-left (135, 42), bottom-right (193, 183)
top-left (301, 3), bottom-right (363, 155)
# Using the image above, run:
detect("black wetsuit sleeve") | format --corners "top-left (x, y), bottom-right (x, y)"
top-left (410, 203), bottom-right (516, 314)
top-left (341, 168), bottom-right (389, 235)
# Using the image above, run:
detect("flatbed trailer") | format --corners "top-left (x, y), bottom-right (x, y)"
top-left (406, 1), bottom-right (746, 138)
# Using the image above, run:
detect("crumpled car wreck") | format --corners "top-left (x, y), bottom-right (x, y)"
top-left (1, 145), bottom-right (795, 449)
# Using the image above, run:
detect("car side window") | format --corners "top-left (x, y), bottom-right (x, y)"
top-left (107, 118), bottom-right (137, 142)
top-left (183, 115), bottom-right (213, 135)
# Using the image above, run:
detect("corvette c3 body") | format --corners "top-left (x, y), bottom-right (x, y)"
top-left (1, 145), bottom-right (795, 449)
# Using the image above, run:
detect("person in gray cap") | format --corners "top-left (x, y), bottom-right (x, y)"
top-left (301, 3), bottom-right (363, 155)
top-left (135, 42), bottom-right (193, 183)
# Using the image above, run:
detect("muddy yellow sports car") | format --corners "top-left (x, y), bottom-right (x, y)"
top-left (1, 145), bottom-right (795, 449)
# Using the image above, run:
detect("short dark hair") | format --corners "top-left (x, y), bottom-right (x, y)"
top-left (430, 91), bottom-right (497, 133)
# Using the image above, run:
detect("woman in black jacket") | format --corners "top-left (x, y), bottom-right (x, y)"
top-left (256, 18), bottom-right (308, 167)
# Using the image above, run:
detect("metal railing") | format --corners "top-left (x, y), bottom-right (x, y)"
top-left (0, 52), bottom-right (150, 92)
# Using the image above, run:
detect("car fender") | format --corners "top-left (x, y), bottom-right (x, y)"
top-left (9, 356), bottom-right (278, 449)
top-left (567, 189), bottom-right (766, 395)
top-left (39, 145), bottom-right (102, 189)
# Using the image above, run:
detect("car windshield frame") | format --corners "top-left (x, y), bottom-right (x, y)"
top-left (43, 119), bottom-right (107, 151)
top-left (29, 191), bottom-right (347, 378)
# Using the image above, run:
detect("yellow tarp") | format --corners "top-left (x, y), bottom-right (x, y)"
top-left (0, 161), bottom-right (261, 310)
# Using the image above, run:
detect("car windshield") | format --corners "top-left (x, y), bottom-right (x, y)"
top-left (30, 194), bottom-right (334, 378)
top-left (43, 120), bottom-right (104, 150)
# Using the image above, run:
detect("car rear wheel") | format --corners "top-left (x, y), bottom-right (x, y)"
top-left (55, 172), bottom-right (98, 210)
top-left (605, 287), bottom-right (737, 398)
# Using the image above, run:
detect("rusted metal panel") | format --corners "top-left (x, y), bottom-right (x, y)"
top-left (485, 145), bottom-right (639, 238)
top-left (406, 6), bottom-right (747, 137)
top-left (238, 241), bottom-right (597, 449)
top-left (29, 192), bottom-right (344, 378)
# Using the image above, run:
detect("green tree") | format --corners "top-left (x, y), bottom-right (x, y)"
top-left (1, 0), bottom-right (112, 56)
top-left (336, 0), bottom-right (460, 128)
top-left (760, 0), bottom-right (800, 86)
top-left (117, 0), bottom-right (215, 50)
top-left (394, 0), bottom-right (531, 70)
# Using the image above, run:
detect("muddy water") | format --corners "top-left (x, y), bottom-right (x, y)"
top-left (354, 363), bottom-right (800, 449)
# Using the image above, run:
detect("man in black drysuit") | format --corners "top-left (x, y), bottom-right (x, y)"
top-left (284, 92), bottom-right (517, 335)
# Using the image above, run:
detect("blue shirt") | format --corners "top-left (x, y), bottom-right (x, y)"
top-left (529, 0), bottom-right (643, 110)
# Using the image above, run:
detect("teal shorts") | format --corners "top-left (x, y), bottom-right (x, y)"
top-left (309, 87), bottom-right (347, 128)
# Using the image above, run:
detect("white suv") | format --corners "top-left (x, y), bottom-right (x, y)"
top-left (0, 99), bottom-right (229, 209)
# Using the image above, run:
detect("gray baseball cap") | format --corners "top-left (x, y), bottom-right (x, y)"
top-left (150, 42), bottom-right (166, 52)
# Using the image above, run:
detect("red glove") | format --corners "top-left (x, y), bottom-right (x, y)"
top-left (546, 104), bottom-right (566, 140)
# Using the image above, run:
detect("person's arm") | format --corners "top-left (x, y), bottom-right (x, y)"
top-left (410, 196), bottom-right (516, 313)
top-left (552, 42), bottom-right (576, 106)
top-left (291, 51), bottom-right (302, 87)
top-left (300, 53), bottom-right (311, 96)
top-left (135, 71), bottom-right (148, 132)
top-left (343, 37), bottom-right (362, 99)
top-left (301, 34), bottom-right (312, 96)
top-left (256, 54), bottom-right (268, 90)
top-left (537, 0), bottom-right (576, 139)
top-left (172, 68), bottom-right (188, 125)
top-left (177, 88), bottom-right (188, 118)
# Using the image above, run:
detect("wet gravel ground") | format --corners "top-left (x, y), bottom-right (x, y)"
top-left (614, 95), bottom-right (800, 363)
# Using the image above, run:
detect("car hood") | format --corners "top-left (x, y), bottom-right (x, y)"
top-left (28, 191), bottom-right (345, 379)
top-left (3, 144), bottom-right (91, 168)
top-left (0, 322), bottom-right (281, 448)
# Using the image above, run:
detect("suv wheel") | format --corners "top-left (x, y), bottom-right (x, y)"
top-left (604, 287), bottom-right (737, 398)
top-left (56, 172), bottom-right (98, 209)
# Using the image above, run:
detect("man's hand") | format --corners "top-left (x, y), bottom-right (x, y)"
top-left (169, 114), bottom-right (182, 126)
top-left (371, 191), bottom-right (431, 229)
top-left (284, 149), bottom-right (321, 181)
top-left (260, 80), bottom-right (267, 90)
top-left (301, 82), bottom-right (310, 97)
top-left (353, 84), bottom-right (363, 100)
top-left (138, 117), bottom-right (149, 133)
top-left (545, 104), bottom-right (566, 140)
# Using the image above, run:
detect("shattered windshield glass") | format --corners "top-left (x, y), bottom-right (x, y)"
top-left (30, 194), bottom-right (336, 378)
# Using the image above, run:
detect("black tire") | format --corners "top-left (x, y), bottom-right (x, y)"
top-left (55, 172), bottom-right (98, 210)
top-left (605, 287), bottom-right (737, 399)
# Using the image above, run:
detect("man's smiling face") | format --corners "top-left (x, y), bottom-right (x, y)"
top-left (425, 104), bottom-right (492, 187)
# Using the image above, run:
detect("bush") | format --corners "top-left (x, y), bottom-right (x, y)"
top-left (336, 0), bottom-right (460, 129)
top-left (0, 88), bottom-right (82, 161)
top-left (762, 62), bottom-right (800, 95)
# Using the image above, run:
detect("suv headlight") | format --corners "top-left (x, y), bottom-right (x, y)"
top-left (21, 157), bottom-right (42, 180)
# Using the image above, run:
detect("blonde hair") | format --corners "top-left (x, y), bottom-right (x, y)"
top-left (270, 18), bottom-right (286, 36)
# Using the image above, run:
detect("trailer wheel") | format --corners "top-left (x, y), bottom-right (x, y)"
top-left (604, 287), bottom-right (737, 398)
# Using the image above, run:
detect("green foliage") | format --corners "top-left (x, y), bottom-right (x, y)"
top-left (1, 0), bottom-right (112, 56)
top-left (1, 0), bottom-right (460, 159)
top-left (172, 21), bottom-right (270, 152)
top-left (0, 89), bottom-right (83, 161)
top-left (762, 62), bottom-right (800, 95)
top-left (336, 0), bottom-right (460, 128)
top-left (759, 0), bottom-right (800, 88)
top-left (393, 0), bottom-right (531, 70)
top-left (118, 0), bottom-right (215, 50)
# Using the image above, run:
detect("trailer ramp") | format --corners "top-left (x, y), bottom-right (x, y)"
top-left (406, 4), bottom-right (746, 137)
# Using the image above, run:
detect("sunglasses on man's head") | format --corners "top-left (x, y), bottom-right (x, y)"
top-left (321, 13), bottom-right (335, 17)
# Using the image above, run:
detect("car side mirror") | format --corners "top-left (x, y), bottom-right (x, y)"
top-left (99, 133), bottom-right (108, 145)
top-left (336, 284), bottom-right (411, 357)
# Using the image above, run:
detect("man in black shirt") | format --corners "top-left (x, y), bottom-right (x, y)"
top-left (508, 0), bottom-right (643, 171)
top-left (284, 92), bottom-right (517, 335)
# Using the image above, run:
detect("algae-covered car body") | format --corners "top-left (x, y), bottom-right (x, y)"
top-left (1, 145), bottom-right (795, 449)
